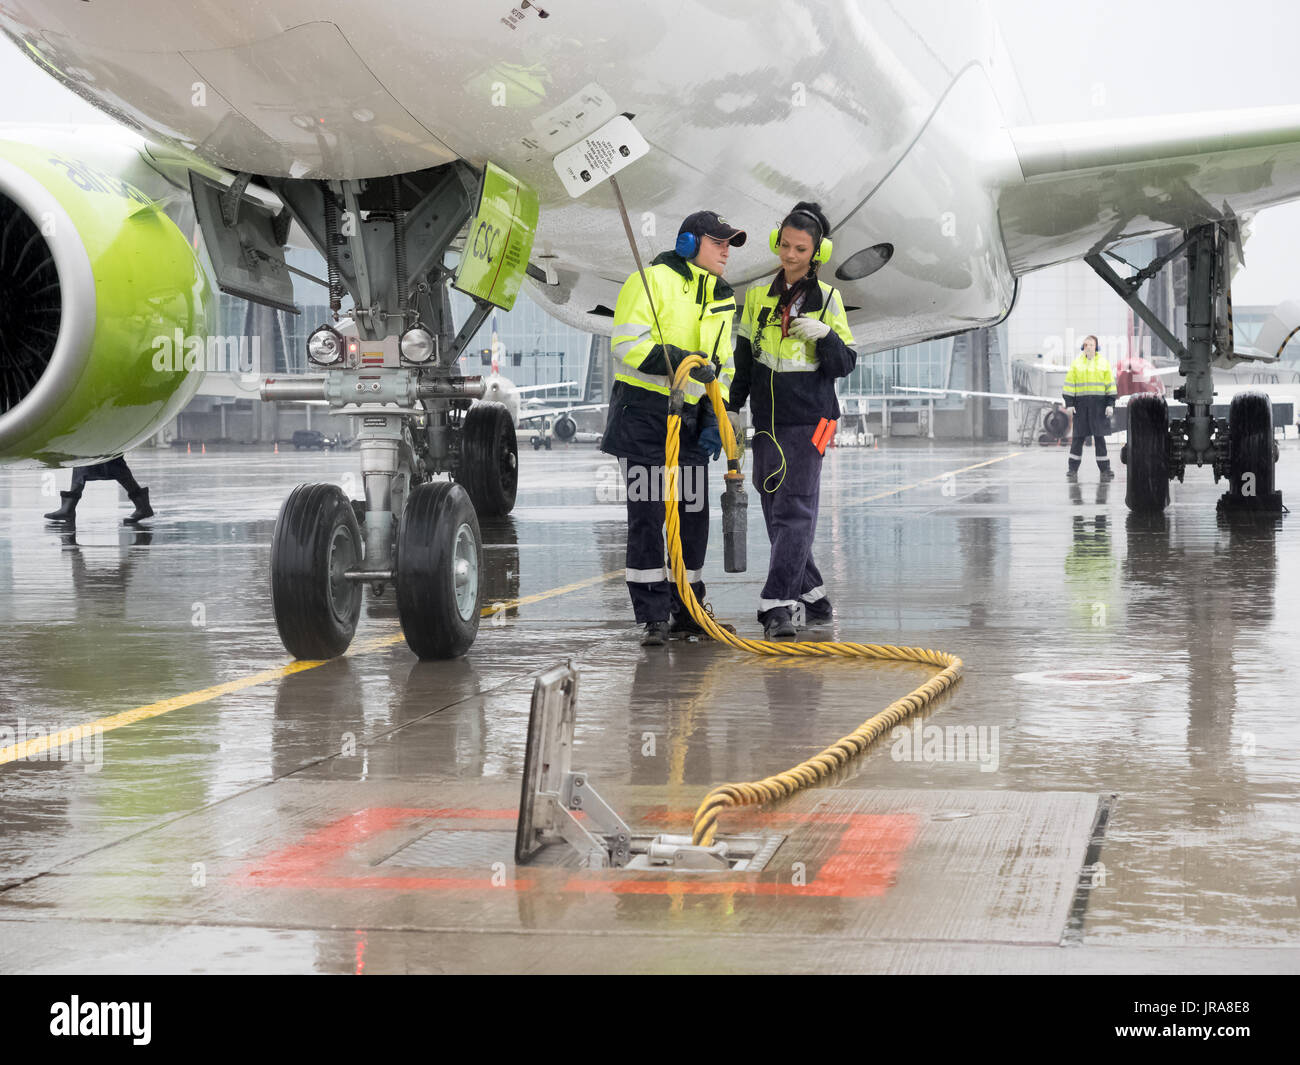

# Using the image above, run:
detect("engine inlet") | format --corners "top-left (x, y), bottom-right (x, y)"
top-left (0, 194), bottom-right (61, 415)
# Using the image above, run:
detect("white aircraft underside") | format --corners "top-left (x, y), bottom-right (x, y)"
top-left (5, 1), bottom-right (1300, 351)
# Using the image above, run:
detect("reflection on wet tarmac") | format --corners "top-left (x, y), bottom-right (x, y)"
top-left (1, 445), bottom-right (1299, 971)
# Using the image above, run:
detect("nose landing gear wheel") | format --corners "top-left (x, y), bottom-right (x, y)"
top-left (1219, 391), bottom-right (1283, 512)
top-left (458, 401), bottom-right (518, 517)
top-left (1124, 395), bottom-right (1170, 514)
top-left (271, 483), bottom-right (363, 659)
top-left (396, 481), bottom-right (483, 659)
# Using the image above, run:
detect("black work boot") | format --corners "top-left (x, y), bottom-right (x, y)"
top-left (44, 491), bottom-right (80, 523)
top-left (640, 620), bottom-right (670, 647)
top-left (669, 603), bottom-right (736, 637)
top-left (124, 487), bottom-right (154, 524)
top-left (762, 607), bottom-right (797, 640)
top-left (1099, 466), bottom-right (1115, 482)
top-left (802, 598), bottom-right (834, 625)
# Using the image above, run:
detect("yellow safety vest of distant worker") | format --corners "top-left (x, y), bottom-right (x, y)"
top-left (1062, 334), bottom-right (1117, 483)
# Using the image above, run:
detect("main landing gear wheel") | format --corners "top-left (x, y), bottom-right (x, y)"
top-left (271, 483), bottom-right (363, 659)
top-left (396, 481), bottom-right (483, 659)
top-left (1220, 391), bottom-right (1282, 512)
top-left (1124, 395), bottom-right (1170, 514)
top-left (458, 401), bottom-right (518, 517)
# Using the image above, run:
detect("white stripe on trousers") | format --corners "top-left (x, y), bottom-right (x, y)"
top-left (627, 567), bottom-right (703, 584)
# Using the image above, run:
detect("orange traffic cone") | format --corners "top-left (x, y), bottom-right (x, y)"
top-left (201, 442), bottom-right (206, 455)
top-left (274, 441), bottom-right (279, 454)
top-left (186, 442), bottom-right (191, 455)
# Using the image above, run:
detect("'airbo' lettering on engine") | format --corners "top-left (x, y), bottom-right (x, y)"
top-left (46, 154), bottom-right (152, 205)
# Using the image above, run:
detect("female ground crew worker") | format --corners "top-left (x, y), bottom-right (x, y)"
top-left (601, 210), bottom-right (743, 647)
top-left (1063, 334), bottom-right (1117, 483)
top-left (727, 202), bottom-right (856, 639)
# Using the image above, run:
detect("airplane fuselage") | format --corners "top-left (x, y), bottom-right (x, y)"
top-left (0, 0), bottom-right (1028, 349)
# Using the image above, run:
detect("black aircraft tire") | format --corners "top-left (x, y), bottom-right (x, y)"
top-left (1226, 391), bottom-right (1277, 503)
top-left (271, 483), bottom-right (363, 659)
top-left (459, 402), bottom-right (518, 517)
top-left (1042, 408), bottom-right (1069, 440)
top-left (396, 481), bottom-right (482, 660)
top-left (1124, 395), bottom-right (1169, 514)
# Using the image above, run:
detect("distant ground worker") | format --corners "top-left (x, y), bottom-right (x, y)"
top-left (601, 210), bottom-right (743, 647)
top-left (726, 202), bottom-right (856, 640)
top-left (1063, 334), bottom-right (1117, 483)
top-left (44, 456), bottom-right (154, 525)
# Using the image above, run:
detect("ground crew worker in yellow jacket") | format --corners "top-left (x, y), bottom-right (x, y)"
top-left (1063, 334), bottom-right (1117, 482)
top-left (600, 210), bottom-right (743, 646)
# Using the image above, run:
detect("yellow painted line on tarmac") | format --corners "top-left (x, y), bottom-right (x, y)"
top-left (845, 452), bottom-right (1025, 505)
top-left (0, 568), bottom-right (624, 767)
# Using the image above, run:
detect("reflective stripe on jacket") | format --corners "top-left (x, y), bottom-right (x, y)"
top-left (601, 251), bottom-right (737, 464)
top-left (728, 274), bottom-right (856, 429)
top-left (1062, 353), bottom-right (1117, 407)
top-left (609, 252), bottom-right (736, 405)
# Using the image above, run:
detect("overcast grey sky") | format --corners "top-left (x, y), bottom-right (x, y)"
top-left (2, 3), bottom-right (1298, 301)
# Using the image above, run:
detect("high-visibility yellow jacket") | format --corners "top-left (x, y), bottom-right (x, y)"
top-left (1062, 353), bottom-right (1117, 408)
top-left (601, 251), bottom-right (737, 462)
top-left (728, 273), bottom-right (856, 429)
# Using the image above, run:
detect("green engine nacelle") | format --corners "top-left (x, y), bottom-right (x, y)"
top-left (0, 136), bottom-right (213, 466)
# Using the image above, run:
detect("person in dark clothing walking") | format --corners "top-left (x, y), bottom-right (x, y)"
top-left (44, 456), bottom-right (154, 524)
top-left (727, 202), bottom-right (856, 640)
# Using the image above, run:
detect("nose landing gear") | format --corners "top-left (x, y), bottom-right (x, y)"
top-left (257, 161), bottom-right (536, 660)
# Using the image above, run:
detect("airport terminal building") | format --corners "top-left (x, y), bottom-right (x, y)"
top-left (169, 234), bottom-right (1293, 449)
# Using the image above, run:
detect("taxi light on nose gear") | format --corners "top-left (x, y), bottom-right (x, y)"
top-left (400, 325), bottom-right (435, 364)
top-left (307, 325), bottom-right (344, 366)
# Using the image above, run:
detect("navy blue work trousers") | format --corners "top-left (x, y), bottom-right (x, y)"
top-left (752, 424), bottom-right (827, 620)
top-left (623, 460), bottom-right (709, 623)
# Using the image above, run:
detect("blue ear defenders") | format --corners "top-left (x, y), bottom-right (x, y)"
top-left (675, 231), bottom-right (699, 259)
top-left (769, 213), bottom-right (832, 264)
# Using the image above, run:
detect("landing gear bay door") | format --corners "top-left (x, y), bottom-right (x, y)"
top-left (452, 162), bottom-right (539, 312)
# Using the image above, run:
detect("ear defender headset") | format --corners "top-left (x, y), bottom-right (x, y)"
top-left (769, 208), bottom-right (833, 264)
top-left (675, 230), bottom-right (700, 259)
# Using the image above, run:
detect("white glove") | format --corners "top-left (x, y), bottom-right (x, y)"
top-left (789, 316), bottom-right (831, 341)
top-left (726, 410), bottom-right (746, 450)
top-left (1104, 406), bottom-right (1114, 419)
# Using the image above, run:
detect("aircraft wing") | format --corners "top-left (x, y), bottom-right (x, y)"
top-left (516, 382), bottom-right (579, 396)
top-left (998, 105), bottom-right (1300, 275)
top-left (892, 386), bottom-right (1061, 405)
top-left (517, 403), bottom-right (607, 423)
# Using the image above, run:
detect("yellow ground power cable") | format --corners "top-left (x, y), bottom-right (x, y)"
top-left (664, 355), bottom-right (964, 847)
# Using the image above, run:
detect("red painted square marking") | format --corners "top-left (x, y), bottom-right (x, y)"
top-left (238, 807), bottom-right (918, 899)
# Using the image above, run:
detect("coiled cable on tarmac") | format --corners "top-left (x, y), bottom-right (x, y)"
top-left (664, 355), bottom-right (964, 846)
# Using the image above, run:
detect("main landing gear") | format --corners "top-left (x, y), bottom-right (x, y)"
top-left (258, 163), bottom-right (526, 659)
top-left (1089, 222), bottom-right (1283, 516)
